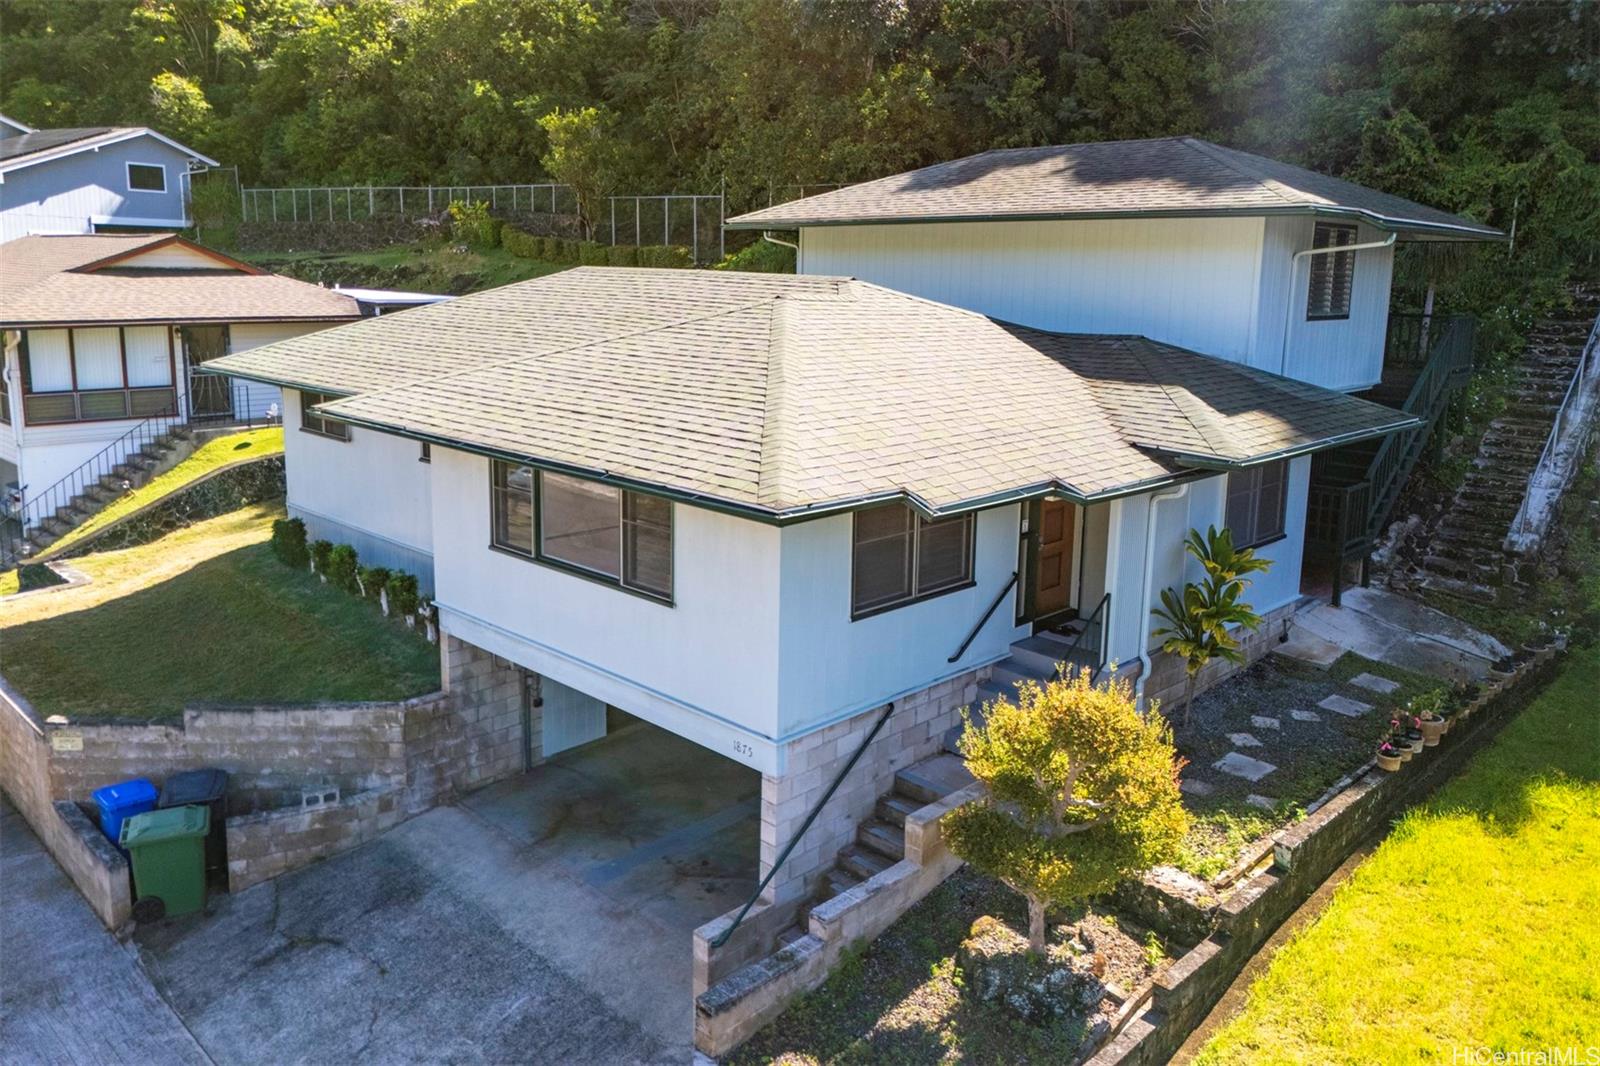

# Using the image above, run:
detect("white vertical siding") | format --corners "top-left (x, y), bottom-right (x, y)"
top-left (282, 387), bottom-right (434, 584)
top-left (1254, 217), bottom-right (1394, 390)
top-left (773, 504), bottom-right (1027, 738)
top-left (801, 217), bottom-right (1268, 363)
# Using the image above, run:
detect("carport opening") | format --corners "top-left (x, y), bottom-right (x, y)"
top-left (471, 693), bottom-right (763, 932)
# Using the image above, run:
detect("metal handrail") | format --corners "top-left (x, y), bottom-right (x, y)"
top-left (1510, 309), bottom-right (1600, 537)
top-left (709, 700), bottom-right (897, 949)
top-left (948, 571), bottom-right (1019, 663)
top-left (1053, 592), bottom-right (1112, 681)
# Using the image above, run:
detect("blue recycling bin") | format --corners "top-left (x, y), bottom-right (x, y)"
top-left (93, 778), bottom-right (158, 850)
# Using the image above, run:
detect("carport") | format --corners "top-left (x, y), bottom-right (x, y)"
top-left (132, 714), bottom-right (761, 1062)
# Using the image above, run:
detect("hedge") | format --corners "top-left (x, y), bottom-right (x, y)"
top-left (271, 517), bottom-right (309, 568)
top-left (501, 225), bottom-right (541, 259)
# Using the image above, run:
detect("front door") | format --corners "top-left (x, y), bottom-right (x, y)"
top-left (1033, 498), bottom-right (1075, 619)
top-left (182, 325), bottom-right (232, 421)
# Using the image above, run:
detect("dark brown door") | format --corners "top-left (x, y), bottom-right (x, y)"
top-left (1034, 498), bottom-right (1074, 616)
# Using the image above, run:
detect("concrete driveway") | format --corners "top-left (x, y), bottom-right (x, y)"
top-left (5, 721), bottom-right (760, 1065)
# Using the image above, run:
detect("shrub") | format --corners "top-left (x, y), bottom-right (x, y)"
top-left (578, 241), bottom-right (609, 265)
top-left (270, 517), bottom-right (309, 568)
top-left (606, 243), bottom-right (638, 267)
top-left (358, 565), bottom-right (391, 599)
top-left (387, 571), bottom-right (420, 619)
top-left (447, 199), bottom-right (501, 248)
top-left (943, 669), bottom-right (1189, 953)
top-left (501, 225), bottom-right (540, 259)
top-left (637, 244), bottom-right (694, 269)
top-left (327, 543), bottom-right (360, 593)
top-left (714, 239), bottom-right (794, 273)
top-left (309, 539), bottom-right (334, 575)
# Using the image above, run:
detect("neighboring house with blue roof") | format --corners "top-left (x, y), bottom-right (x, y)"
top-left (0, 116), bottom-right (218, 242)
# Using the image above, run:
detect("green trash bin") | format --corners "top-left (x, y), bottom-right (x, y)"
top-left (120, 805), bottom-right (209, 922)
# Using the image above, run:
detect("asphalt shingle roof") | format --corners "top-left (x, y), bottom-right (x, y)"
top-left (0, 234), bottom-right (360, 327)
top-left (206, 267), bottom-right (1416, 519)
top-left (727, 137), bottom-right (1502, 240)
top-left (0, 126), bottom-right (116, 163)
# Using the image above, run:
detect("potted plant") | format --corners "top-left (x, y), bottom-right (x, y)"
top-left (1376, 738), bottom-right (1405, 772)
top-left (1412, 691), bottom-right (1447, 747)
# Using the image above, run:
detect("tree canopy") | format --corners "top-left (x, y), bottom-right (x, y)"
top-left (4, 1), bottom-right (1596, 293)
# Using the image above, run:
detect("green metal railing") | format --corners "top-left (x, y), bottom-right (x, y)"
top-left (1053, 593), bottom-right (1112, 681)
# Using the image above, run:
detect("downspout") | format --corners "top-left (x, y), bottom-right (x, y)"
top-left (1279, 231), bottom-right (1397, 376)
top-left (1134, 482), bottom-right (1190, 708)
top-left (761, 231), bottom-right (798, 250)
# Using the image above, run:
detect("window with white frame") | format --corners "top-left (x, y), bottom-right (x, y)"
top-left (851, 504), bottom-right (975, 618)
top-left (489, 461), bottom-right (673, 601)
top-left (19, 326), bottom-right (176, 424)
top-left (1225, 460), bottom-right (1289, 549)
top-left (1306, 222), bottom-right (1358, 320)
top-left (127, 162), bottom-right (167, 193)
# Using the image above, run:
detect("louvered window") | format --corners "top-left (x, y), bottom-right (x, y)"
top-left (1306, 222), bottom-right (1358, 320)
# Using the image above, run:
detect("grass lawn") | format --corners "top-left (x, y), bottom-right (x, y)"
top-left (0, 504), bottom-right (439, 719)
top-left (37, 427), bottom-right (283, 560)
top-left (1195, 642), bottom-right (1600, 1064)
top-left (247, 243), bottom-right (567, 294)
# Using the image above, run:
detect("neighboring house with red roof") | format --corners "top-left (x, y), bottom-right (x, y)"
top-left (0, 115), bottom-right (218, 241)
top-left (0, 233), bottom-right (359, 552)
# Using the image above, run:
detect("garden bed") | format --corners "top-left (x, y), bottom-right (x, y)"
top-left (725, 868), bottom-right (1197, 1065)
top-left (1169, 651), bottom-right (1442, 882)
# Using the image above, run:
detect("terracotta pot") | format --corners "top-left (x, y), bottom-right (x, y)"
top-left (1419, 716), bottom-right (1445, 747)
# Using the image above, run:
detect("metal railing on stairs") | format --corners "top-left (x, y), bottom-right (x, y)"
top-left (1506, 309), bottom-right (1600, 549)
top-left (1054, 592), bottom-right (1112, 682)
top-left (948, 572), bottom-right (1018, 663)
top-left (0, 381), bottom-right (269, 568)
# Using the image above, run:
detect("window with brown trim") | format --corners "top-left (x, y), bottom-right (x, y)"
top-left (851, 504), bottom-right (975, 618)
top-left (18, 326), bottom-right (176, 425)
top-left (1225, 460), bottom-right (1289, 549)
top-left (1306, 222), bottom-right (1358, 320)
top-left (489, 461), bottom-right (673, 602)
top-left (298, 390), bottom-right (349, 441)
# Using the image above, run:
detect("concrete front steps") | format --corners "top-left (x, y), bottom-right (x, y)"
top-left (774, 753), bottom-right (974, 949)
top-left (1411, 285), bottom-right (1599, 601)
top-left (22, 427), bottom-right (197, 556)
top-left (941, 619), bottom-right (1091, 754)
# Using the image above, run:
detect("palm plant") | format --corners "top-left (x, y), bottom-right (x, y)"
top-left (1150, 526), bottom-right (1273, 726)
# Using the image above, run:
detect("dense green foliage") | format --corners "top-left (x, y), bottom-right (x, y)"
top-left (270, 516), bottom-right (309, 569)
top-left (5, 1), bottom-right (1594, 303)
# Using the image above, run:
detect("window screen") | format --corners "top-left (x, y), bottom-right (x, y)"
top-left (1306, 222), bottom-right (1358, 319)
top-left (127, 163), bottom-right (166, 192)
top-left (491, 461), bottom-right (535, 555)
top-left (852, 505), bottom-right (975, 617)
top-left (1225, 460), bottom-right (1289, 549)
top-left (298, 390), bottom-right (350, 440)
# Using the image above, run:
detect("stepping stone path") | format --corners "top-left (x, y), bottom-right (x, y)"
top-left (1226, 732), bottom-right (1263, 748)
top-left (1319, 694), bottom-right (1375, 718)
top-left (1246, 794), bottom-right (1276, 811)
top-left (1350, 672), bottom-right (1401, 696)
top-left (1289, 709), bottom-right (1323, 723)
top-left (1179, 778), bottom-right (1215, 797)
top-left (1250, 715), bottom-right (1281, 731)
top-left (1213, 751), bottom-right (1277, 782)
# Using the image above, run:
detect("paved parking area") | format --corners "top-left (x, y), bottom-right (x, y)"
top-left (4, 722), bottom-right (760, 1064)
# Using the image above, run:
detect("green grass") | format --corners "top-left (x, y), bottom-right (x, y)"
top-left (247, 243), bottom-right (567, 294)
top-left (0, 504), bottom-right (439, 719)
top-left (38, 427), bottom-right (283, 559)
top-left (1195, 643), bottom-right (1600, 1064)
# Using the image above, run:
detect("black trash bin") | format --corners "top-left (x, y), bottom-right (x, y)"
top-left (158, 769), bottom-right (230, 889)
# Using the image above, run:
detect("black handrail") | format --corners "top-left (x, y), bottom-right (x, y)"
top-left (710, 700), bottom-right (897, 949)
top-left (948, 571), bottom-right (1019, 664)
top-left (1053, 592), bottom-right (1112, 681)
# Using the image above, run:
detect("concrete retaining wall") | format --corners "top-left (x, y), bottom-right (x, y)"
top-left (1090, 646), bottom-right (1561, 1065)
top-left (224, 786), bottom-right (407, 892)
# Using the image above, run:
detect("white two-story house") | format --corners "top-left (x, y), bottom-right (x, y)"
top-left (204, 142), bottom-right (1499, 1021)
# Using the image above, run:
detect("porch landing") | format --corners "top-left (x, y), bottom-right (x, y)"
top-left (1278, 586), bottom-right (1509, 682)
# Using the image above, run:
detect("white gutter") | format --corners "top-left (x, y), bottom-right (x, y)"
top-left (1134, 482), bottom-right (1190, 708)
top-left (1278, 231), bottom-right (1397, 376)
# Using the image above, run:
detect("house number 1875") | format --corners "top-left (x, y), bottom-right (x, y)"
top-left (732, 741), bottom-right (754, 760)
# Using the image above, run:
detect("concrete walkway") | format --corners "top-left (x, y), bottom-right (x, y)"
top-left (0, 795), bottom-right (211, 1066)
top-left (1280, 586), bottom-right (1510, 681)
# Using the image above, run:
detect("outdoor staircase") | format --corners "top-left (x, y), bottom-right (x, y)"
top-left (4, 426), bottom-right (196, 562)
top-left (775, 753), bottom-right (974, 948)
top-left (941, 619), bottom-right (1093, 754)
top-left (1410, 284), bottom-right (1600, 600)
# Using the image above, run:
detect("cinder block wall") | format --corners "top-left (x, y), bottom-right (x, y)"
top-left (1140, 602), bottom-right (1298, 713)
top-left (440, 635), bottom-right (538, 787)
top-left (759, 668), bottom-right (984, 907)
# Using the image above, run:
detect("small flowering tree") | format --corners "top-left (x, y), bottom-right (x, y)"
top-left (943, 669), bottom-right (1189, 954)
